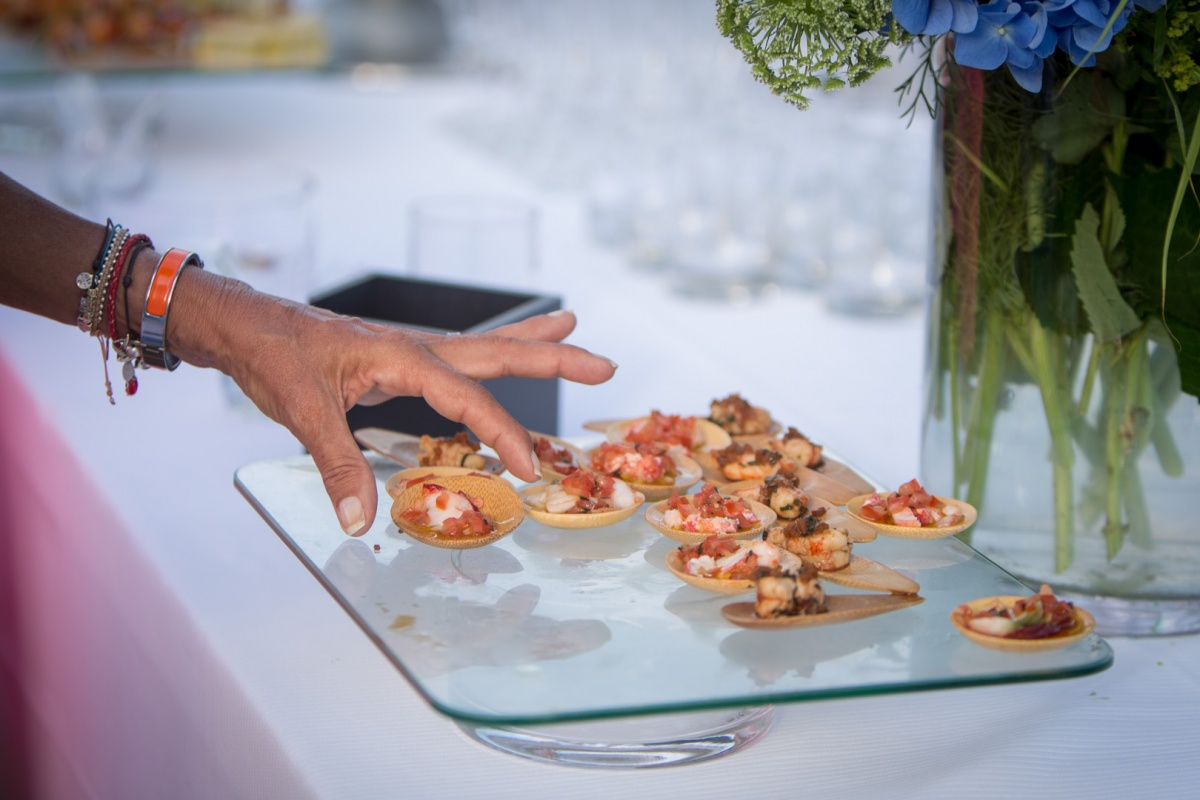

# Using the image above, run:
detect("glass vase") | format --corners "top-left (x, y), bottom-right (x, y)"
top-left (921, 59), bottom-right (1200, 636)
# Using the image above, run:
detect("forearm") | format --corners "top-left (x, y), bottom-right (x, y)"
top-left (0, 170), bottom-right (255, 372)
top-left (0, 171), bottom-right (109, 326)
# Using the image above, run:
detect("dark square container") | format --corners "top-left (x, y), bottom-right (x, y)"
top-left (310, 273), bottom-right (561, 437)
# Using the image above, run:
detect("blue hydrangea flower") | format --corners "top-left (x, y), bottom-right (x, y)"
top-left (954, 2), bottom-right (1051, 91)
top-left (1047, 0), bottom-right (1133, 66)
top-left (892, 0), bottom-right (980, 36)
top-left (892, 0), bottom-right (1165, 93)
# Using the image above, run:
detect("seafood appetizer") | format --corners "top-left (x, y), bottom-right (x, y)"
top-left (708, 393), bottom-right (775, 436)
top-left (531, 434), bottom-right (582, 478)
top-left (767, 427), bottom-right (824, 469)
top-left (353, 427), bottom-right (504, 474)
top-left (678, 535), bottom-right (803, 581)
top-left (749, 466), bottom-right (810, 520)
top-left (623, 410), bottom-right (699, 449)
top-left (391, 474), bottom-right (523, 549)
top-left (662, 483), bottom-right (762, 535)
top-left (710, 442), bottom-right (788, 482)
top-left (846, 479), bottom-right (977, 539)
top-left (645, 485), bottom-right (775, 544)
top-left (591, 441), bottom-right (679, 486)
top-left (524, 468), bottom-right (639, 514)
top-left (752, 561), bottom-right (828, 619)
top-left (722, 587), bottom-right (926, 630)
top-left (520, 469), bottom-right (645, 529)
top-left (764, 508), bottom-right (853, 572)
top-left (588, 441), bottom-right (702, 502)
top-left (418, 432), bottom-right (487, 470)
top-left (608, 411), bottom-right (733, 454)
top-left (398, 482), bottom-right (494, 536)
top-left (952, 585), bottom-right (1095, 652)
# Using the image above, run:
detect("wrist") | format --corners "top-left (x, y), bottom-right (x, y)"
top-left (160, 265), bottom-right (255, 371)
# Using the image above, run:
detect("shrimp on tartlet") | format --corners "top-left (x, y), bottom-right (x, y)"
top-left (764, 507), bottom-right (852, 572)
top-left (753, 560), bottom-right (827, 618)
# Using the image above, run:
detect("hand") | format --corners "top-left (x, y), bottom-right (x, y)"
top-left (173, 274), bottom-right (616, 535)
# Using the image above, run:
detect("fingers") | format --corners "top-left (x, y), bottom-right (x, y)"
top-left (299, 408), bottom-right (381, 536)
top-left (485, 309), bottom-right (578, 342)
top-left (413, 362), bottom-right (543, 483)
top-left (429, 335), bottom-right (617, 385)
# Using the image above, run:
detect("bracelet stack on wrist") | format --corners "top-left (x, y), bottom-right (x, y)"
top-left (75, 223), bottom-right (204, 403)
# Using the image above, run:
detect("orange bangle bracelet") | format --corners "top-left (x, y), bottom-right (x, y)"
top-left (140, 247), bottom-right (204, 371)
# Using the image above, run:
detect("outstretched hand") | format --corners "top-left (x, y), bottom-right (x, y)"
top-left (173, 275), bottom-right (616, 535)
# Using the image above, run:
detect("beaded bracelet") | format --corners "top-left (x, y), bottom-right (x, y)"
top-left (75, 219), bottom-right (116, 331)
top-left (140, 248), bottom-right (204, 371)
top-left (78, 225), bottom-right (128, 335)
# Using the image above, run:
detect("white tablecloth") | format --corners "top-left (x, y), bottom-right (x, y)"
top-left (1, 72), bottom-right (1197, 800)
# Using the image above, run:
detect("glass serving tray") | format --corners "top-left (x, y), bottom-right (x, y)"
top-left (235, 455), bottom-right (1112, 735)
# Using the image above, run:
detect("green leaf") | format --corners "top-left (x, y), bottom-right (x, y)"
top-left (1171, 320), bottom-right (1200, 398)
top-left (1119, 160), bottom-right (1200, 398)
top-left (1071, 204), bottom-right (1142, 342)
top-left (1035, 73), bottom-right (1123, 164)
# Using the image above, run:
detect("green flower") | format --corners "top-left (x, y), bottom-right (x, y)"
top-left (716, 0), bottom-right (912, 110)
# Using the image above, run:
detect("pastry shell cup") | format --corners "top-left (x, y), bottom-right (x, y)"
top-left (950, 596), bottom-right (1096, 653)
top-left (528, 431), bottom-right (587, 481)
top-left (606, 416), bottom-right (733, 453)
top-left (844, 494), bottom-right (978, 539)
top-left (583, 446), bottom-right (703, 503)
top-left (518, 483), bottom-right (645, 529)
top-left (644, 495), bottom-right (777, 545)
top-left (722, 594), bottom-right (925, 630)
top-left (391, 475), bottom-right (524, 549)
top-left (664, 548), bottom-right (756, 595)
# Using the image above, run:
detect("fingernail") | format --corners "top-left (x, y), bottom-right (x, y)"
top-left (606, 358), bottom-right (619, 371)
top-left (549, 309), bottom-right (572, 317)
top-left (530, 449), bottom-right (543, 479)
top-left (338, 496), bottom-right (367, 536)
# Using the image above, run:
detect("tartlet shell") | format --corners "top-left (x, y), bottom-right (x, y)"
top-left (664, 548), bottom-right (756, 595)
top-left (719, 480), bottom-right (876, 543)
top-left (950, 595), bottom-right (1096, 653)
top-left (583, 446), bottom-right (703, 503)
top-left (355, 427), bottom-right (505, 474)
top-left (518, 483), bottom-right (645, 529)
top-left (722, 594), bottom-right (925, 630)
top-left (644, 494), bottom-right (777, 545)
top-left (528, 431), bottom-right (587, 481)
top-left (391, 474), bottom-right (524, 549)
top-left (844, 493), bottom-right (978, 539)
top-left (818, 555), bottom-right (920, 596)
top-left (605, 416), bottom-right (733, 453)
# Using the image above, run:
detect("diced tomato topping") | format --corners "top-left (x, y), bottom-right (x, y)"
top-left (400, 506), bottom-right (429, 525)
top-left (624, 411), bottom-right (696, 450)
top-left (913, 506), bottom-right (939, 526)
top-left (562, 469), bottom-right (596, 497)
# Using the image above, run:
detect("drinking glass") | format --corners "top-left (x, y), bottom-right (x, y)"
top-left (408, 194), bottom-right (538, 290)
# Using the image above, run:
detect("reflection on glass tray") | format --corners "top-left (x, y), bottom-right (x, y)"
top-left (235, 455), bottom-right (1113, 727)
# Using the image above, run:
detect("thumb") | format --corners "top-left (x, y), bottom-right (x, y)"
top-left (306, 422), bottom-right (380, 536)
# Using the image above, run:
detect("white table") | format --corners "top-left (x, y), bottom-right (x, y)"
top-left (2, 71), bottom-right (1197, 799)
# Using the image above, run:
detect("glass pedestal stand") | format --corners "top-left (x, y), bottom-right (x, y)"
top-left (456, 706), bottom-right (774, 768)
